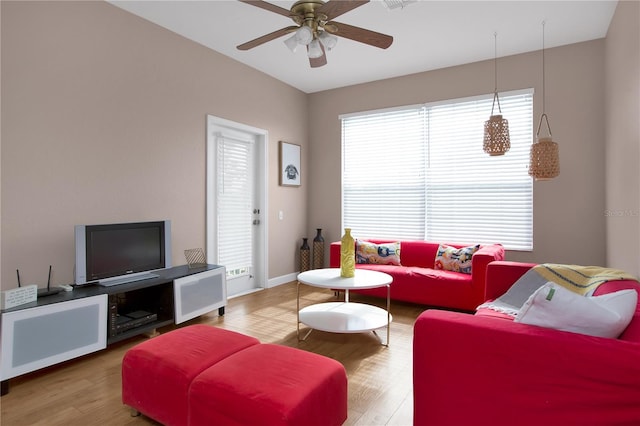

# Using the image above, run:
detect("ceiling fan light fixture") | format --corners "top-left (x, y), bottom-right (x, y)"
top-left (284, 34), bottom-right (299, 52)
top-left (295, 25), bottom-right (313, 45)
top-left (236, 0), bottom-right (393, 68)
top-left (319, 31), bottom-right (338, 50)
top-left (307, 38), bottom-right (323, 58)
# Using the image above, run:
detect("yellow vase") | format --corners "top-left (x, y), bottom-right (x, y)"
top-left (340, 228), bottom-right (355, 278)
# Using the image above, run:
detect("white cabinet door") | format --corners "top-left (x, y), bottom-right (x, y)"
top-left (1, 295), bottom-right (108, 380)
top-left (174, 268), bottom-right (227, 324)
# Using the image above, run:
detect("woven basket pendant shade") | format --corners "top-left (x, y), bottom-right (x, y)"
top-left (484, 113), bottom-right (510, 156)
top-left (529, 112), bottom-right (560, 180)
top-left (529, 136), bottom-right (560, 180)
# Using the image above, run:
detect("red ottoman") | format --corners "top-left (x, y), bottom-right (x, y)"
top-left (189, 343), bottom-right (348, 426)
top-left (122, 324), bottom-right (260, 426)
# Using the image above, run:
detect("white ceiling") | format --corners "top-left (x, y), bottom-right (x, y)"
top-left (108, 0), bottom-right (617, 93)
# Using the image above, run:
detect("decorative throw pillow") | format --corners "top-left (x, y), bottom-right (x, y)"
top-left (355, 240), bottom-right (401, 265)
top-left (434, 244), bottom-right (480, 274)
top-left (515, 282), bottom-right (638, 338)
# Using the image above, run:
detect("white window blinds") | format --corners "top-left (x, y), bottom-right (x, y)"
top-left (216, 135), bottom-right (254, 276)
top-left (342, 108), bottom-right (427, 240)
top-left (341, 89), bottom-right (533, 250)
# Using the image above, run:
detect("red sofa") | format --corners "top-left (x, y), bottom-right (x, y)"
top-left (329, 240), bottom-right (505, 311)
top-left (413, 261), bottom-right (640, 425)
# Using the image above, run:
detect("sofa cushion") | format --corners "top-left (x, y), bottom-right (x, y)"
top-left (434, 244), bottom-right (480, 274)
top-left (383, 240), bottom-right (439, 268)
top-left (515, 282), bottom-right (638, 338)
top-left (356, 240), bottom-right (401, 265)
top-left (356, 264), bottom-right (472, 285)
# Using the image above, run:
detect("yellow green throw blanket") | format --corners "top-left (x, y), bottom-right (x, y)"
top-left (535, 263), bottom-right (637, 296)
top-left (477, 263), bottom-right (638, 316)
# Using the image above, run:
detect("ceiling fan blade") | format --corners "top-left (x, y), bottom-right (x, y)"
top-left (317, 0), bottom-right (369, 21)
top-left (237, 0), bottom-right (291, 18)
top-left (308, 44), bottom-right (327, 68)
top-left (327, 21), bottom-right (393, 49)
top-left (237, 26), bottom-right (297, 50)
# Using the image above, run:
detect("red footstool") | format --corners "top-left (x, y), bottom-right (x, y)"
top-left (188, 343), bottom-right (348, 426)
top-left (122, 324), bottom-right (260, 426)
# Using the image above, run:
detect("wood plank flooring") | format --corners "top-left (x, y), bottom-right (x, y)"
top-left (0, 282), bottom-right (429, 426)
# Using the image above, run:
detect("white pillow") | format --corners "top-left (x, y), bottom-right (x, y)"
top-left (514, 282), bottom-right (638, 338)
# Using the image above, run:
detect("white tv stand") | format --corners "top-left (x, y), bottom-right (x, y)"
top-left (0, 265), bottom-right (226, 396)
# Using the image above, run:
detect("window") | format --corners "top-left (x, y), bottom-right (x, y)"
top-left (340, 89), bottom-right (533, 250)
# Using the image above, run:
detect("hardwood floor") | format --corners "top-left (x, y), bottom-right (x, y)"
top-left (0, 282), bottom-right (429, 426)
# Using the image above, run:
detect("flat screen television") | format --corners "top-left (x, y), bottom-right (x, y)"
top-left (74, 220), bottom-right (172, 286)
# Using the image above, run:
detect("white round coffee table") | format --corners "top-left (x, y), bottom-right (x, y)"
top-left (296, 268), bottom-right (393, 346)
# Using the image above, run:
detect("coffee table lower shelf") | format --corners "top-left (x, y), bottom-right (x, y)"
top-left (298, 302), bottom-right (392, 344)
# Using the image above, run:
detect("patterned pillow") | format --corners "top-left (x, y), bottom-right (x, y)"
top-left (434, 244), bottom-right (480, 274)
top-left (356, 240), bottom-right (401, 265)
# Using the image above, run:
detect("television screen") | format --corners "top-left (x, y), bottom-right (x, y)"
top-left (87, 224), bottom-right (164, 280)
top-left (75, 220), bottom-right (171, 285)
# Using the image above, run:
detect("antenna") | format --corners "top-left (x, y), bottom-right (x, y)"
top-left (37, 265), bottom-right (63, 297)
top-left (47, 265), bottom-right (52, 290)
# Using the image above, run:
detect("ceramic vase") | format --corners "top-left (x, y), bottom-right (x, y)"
top-left (340, 228), bottom-right (355, 277)
top-left (300, 238), bottom-right (310, 272)
top-left (312, 228), bottom-right (324, 269)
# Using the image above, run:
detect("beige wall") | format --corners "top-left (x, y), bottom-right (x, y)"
top-left (605, 0), bottom-right (640, 276)
top-left (308, 39), bottom-right (608, 266)
top-left (1, 1), bottom-right (309, 289)
top-left (2, 1), bottom-right (638, 291)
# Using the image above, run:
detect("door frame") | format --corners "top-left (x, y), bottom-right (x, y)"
top-left (206, 115), bottom-right (268, 295)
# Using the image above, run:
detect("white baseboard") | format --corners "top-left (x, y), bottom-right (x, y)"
top-left (267, 272), bottom-right (298, 289)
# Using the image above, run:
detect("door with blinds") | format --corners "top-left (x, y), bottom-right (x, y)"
top-left (206, 116), bottom-right (267, 298)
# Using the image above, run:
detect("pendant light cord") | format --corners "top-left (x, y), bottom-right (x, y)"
top-left (542, 21), bottom-right (546, 115)
top-left (491, 32), bottom-right (502, 115)
top-left (494, 32), bottom-right (498, 92)
top-left (537, 20), bottom-right (552, 137)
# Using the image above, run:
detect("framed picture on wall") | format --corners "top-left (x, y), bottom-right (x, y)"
top-left (279, 141), bottom-right (301, 186)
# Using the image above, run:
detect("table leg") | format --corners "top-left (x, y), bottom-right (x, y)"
top-left (345, 289), bottom-right (350, 303)
top-left (297, 281), bottom-right (300, 340)
top-left (386, 284), bottom-right (391, 347)
top-left (297, 281), bottom-right (314, 341)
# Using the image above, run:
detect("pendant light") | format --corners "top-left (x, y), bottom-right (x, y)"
top-left (529, 21), bottom-right (560, 180)
top-left (483, 32), bottom-right (510, 156)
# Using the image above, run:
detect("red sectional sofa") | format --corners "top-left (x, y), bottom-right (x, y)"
top-left (413, 261), bottom-right (640, 425)
top-left (329, 239), bottom-right (505, 311)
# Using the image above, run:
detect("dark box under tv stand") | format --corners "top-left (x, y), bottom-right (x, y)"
top-left (0, 264), bottom-right (227, 395)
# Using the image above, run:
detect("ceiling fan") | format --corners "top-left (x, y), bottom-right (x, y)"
top-left (236, 0), bottom-right (393, 68)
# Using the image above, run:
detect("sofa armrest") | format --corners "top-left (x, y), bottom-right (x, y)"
top-left (470, 244), bottom-right (505, 305)
top-left (329, 242), bottom-right (341, 268)
top-left (413, 310), bottom-right (640, 425)
top-left (484, 260), bottom-right (536, 301)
